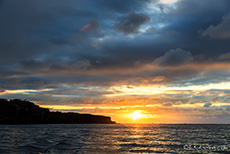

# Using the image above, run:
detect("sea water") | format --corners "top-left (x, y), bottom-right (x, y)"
top-left (0, 124), bottom-right (230, 154)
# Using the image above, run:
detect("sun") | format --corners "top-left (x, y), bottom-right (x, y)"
top-left (130, 110), bottom-right (146, 120)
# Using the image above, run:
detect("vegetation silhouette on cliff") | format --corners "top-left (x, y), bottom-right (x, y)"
top-left (0, 98), bottom-right (115, 124)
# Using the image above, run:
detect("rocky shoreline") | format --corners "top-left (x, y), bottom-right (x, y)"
top-left (0, 99), bottom-right (116, 124)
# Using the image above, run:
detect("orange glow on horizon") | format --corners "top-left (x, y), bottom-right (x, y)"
top-left (37, 101), bottom-right (230, 124)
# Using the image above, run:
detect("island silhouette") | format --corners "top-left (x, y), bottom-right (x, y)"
top-left (0, 98), bottom-right (115, 124)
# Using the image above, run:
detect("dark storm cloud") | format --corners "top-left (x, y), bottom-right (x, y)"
top-left (20, 60), bottom-right (54, 71)
top-left (202, 13), bottom-right (230, 39)
top-left (95, 0), bottom-right (152, 13)
top-left (90, 0), bottom-right (230, 69)
top-left (20, 59), bottom-right (92, 72)
top-left (1, 0), bottom-right (229, 67)
top-left (155, 48), bottom-right (194, 66)
top-left (0, 0), bottom-right (153, 72)
top-left (159, 0), bottom-right (230, 56)
top-left (115, 13), bottom-right (150, 34)
top-left (0, 0), bottom-right (77, 61)
top-left (217, 52), bottom-right (230, 61)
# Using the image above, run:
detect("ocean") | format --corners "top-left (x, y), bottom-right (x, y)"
top-left (0, 124), bottom-right (229, 154)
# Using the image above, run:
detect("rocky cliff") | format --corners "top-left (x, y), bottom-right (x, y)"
top-left (0, 99), bottom-right (115, 124)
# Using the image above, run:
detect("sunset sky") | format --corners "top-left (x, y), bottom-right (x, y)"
top-left (1, 0), bottom-right (230, 123)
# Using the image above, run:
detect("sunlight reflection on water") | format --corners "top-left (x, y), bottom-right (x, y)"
top-left (0, 124), bottom-right (230, 153)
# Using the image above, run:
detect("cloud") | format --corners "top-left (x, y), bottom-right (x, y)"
top-left (79, 20), bottom-right (99, 32)
top-left (158, 0), bottom-right (180, 4)
top-left (203, 102), bottom-right (212, 107)
top-left (152, 76), bottom-right (165, 82)
top-left (115, 13), bottom-right (150, 34)
top-left (70, 19), bottom-right (99, 40)
top-left (217, 52), bottom-right (230, 60)
top-left (155, 48), bottom-right (194, 66)
top-left (91, 41), bottom-right (98, 47)
top-left (162, 102), bottom-right (173, 106)
top-left (20, 60), bottom-right (54, 71)
top-left (202, 13), bottom-right (230, 39)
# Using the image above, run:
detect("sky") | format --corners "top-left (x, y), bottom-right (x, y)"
top-left (1, 0), bottom-right (230, 123)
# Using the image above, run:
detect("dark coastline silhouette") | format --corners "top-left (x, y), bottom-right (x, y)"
top-left (0, 99), bottom-right (115, 124)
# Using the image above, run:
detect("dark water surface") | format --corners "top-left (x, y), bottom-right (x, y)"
top-left (0, 124), bottom-right (230, 154)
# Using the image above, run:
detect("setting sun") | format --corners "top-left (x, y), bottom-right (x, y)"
top-left (130, 110), bottom-right (146, 120)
